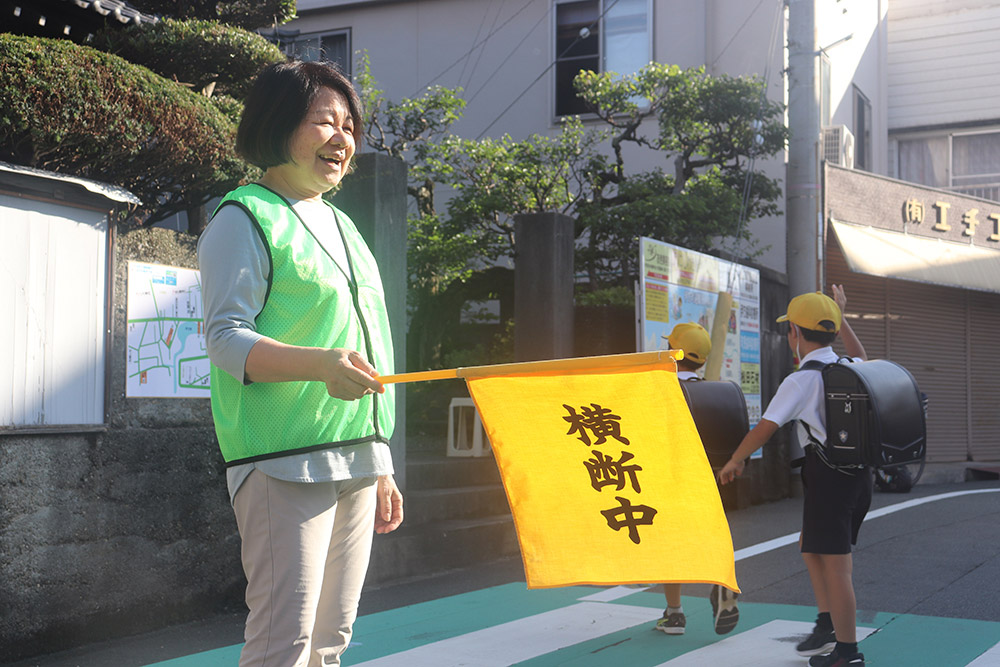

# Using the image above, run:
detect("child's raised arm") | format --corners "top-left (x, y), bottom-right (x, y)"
top-left (831, 284), bottom-right (867, 361)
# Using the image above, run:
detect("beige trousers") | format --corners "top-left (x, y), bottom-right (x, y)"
top-left (233, 470), bottom-right (378, 667)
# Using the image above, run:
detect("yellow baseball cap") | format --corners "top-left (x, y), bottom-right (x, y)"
top-left (776, 292), bottom-right (841, 333)
top-left (666, 322), bottom-right (712, 363)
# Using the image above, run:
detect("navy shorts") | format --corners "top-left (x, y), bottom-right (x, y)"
top-left (800, 451), bottom-right (873, 554)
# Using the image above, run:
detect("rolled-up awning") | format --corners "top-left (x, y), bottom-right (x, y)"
top-left (830, 219), bottom-right (1000, 294)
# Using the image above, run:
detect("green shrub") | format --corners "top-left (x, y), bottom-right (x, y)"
top-left (133, 0), bottom-right (297, 32)
top-left (0, 34), bottom-right (253, 223)
top-left (209, 93), bottom-right (245, 125)
top-left (93, 18), bottom-right (285, 100)
top-left (575, 286), bottom-right (635, 308)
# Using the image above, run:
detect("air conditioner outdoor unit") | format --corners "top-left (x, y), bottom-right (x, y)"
top-left (823, 125), bottom-right (855, 168)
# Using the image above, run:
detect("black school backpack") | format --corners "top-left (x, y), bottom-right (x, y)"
top-left (678, 378), bottom-right (749, 469)
top-left (798, 358), bottom-right (927, 472)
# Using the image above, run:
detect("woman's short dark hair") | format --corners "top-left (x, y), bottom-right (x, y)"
top-left (236, 60), bottom-right (364, 170)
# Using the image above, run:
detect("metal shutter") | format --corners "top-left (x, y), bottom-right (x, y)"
top-left (969, 290), bottom-right (1000, 460)
top-left (885, 281), bottom-right (969, 462)
top-left (826, 237), bottom-right (974, 463)
top-left (825, 237), bottom-right (889, 360)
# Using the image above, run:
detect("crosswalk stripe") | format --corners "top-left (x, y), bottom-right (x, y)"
top-left (578, 585), bottom-right (646, 602)
top-left (656, 620), bottom-right (875, 666)
top-left (350, 601), bottom-right (662, 666)
top-left (967, 639), bottom-right (1000, 666)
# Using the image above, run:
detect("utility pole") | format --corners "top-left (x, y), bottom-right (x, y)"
top-left (786, 0), bottom-right (821, 296)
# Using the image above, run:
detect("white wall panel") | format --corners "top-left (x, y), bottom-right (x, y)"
top-left (889, 1), bottom-right (1000, 129)
top-left (1, 194), bottom-right (107, 426)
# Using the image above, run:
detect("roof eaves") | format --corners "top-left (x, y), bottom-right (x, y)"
top-left (66, 0), bottom-right (159, 26)
top-left (0, 161), bottom-right (142, 205)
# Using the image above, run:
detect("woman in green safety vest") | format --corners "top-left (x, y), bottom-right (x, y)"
top-left (197, 60), bottom-right (402, 667)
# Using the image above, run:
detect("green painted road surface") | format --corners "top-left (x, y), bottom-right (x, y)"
top-left (146, 583), bottom-right (1000, 666)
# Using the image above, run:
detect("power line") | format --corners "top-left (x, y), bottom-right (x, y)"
top-left (466, 5), bottom-right (548, 106)
top-left (412, 0), bottom-right (535, 96)
top-left (726, 0), bottom-right (785, 287)
top-left (711, 0), bottom-right (770, 71)
top-left (459, 0), bottom-right (498, 89)
top-left (461, 0), bottom-right (506, 92)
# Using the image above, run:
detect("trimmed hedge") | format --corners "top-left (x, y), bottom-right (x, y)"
top-left (0, 34), bottom-right (253, 223)
top-left (93, 18), bottom-right (285, 100)
top-left (133, 0), bottom-right (297, 31)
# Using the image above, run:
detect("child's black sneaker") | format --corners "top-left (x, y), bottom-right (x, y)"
top-left (654, 610), bottom-right (686, 635)
top-left (808, 649), bottom-right (865, 666)
top-left (796, 626), bottom-right (836, 657)
top-left (709, 584), bottom-right (739, 634)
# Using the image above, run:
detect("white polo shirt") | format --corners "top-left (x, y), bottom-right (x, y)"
top-left (762, 347), bottom-right (862, 455)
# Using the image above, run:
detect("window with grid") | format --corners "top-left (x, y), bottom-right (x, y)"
top-left (280, 29), bottom-right (352, 76)
top-left (896, 129), bottom-right (1000, 202)
top-left (852, 86), bottom-right (872, 171)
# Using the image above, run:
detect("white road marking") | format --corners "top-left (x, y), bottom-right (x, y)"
top-left (657, 620), bottom-right (875, 666)
top-left (578, 585), bottom-right (647, 602)
top-left (350, 601), bottom-right (662, 666)
top-left (968, 640), bottom-right (1000, 666)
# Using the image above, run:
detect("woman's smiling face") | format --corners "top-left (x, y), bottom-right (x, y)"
top-left (270, 86), bottom-right (356, 200)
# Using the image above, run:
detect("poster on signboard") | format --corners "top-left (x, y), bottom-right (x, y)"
top-left (126, 261), bottom-right (210, 398)
top-left (638, 238), bottom-right (762, 436)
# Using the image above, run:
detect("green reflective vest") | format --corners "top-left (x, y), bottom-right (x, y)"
top-left (209, 184), bottom-right (395, 465)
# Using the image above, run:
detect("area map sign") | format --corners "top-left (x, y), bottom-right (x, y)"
top-left (126, 261), bottom-right (210, 398)
top-left (638, 238), bottom-right (762, 431)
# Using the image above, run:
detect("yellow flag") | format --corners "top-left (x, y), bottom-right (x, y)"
top-left (466, 358), bottom-right (739, 591)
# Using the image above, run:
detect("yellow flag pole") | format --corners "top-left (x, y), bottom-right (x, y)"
top-left (378, 349), bottom-right (683, 385)
top-left (703, 291), bottom-right (734, 382)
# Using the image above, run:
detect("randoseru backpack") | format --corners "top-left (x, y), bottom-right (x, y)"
top-left (798, 358), bottom-right (926, 469)
top-left (678, 379), bottom-right (750, 469)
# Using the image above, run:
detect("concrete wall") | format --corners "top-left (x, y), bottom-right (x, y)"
top-left (0, 227), bottom-right (242, 663)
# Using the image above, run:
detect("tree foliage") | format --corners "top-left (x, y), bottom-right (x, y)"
top-left (358, 52), bottom-right (467, 219)
top-left (93, 18), bottom-right (285, 101)
top-left (420, 121), bottom-right (598, 266)
top-left (571, 63), bottom-right (787, 287)
top-left (0, 34), bottom-right (251, 223)
top-left (361, 58), bottom-right (786, 369)
top-left (132, 0), bottom-right (296, 31)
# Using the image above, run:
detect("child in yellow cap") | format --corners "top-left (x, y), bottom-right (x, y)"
top-left (655, 322), bottom-right (740, 637)
top-left (719, 285), bottom-right (869, 667)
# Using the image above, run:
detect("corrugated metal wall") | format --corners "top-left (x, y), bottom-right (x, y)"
top-left (826, 235), bottom-right (1000, 462)
top-left (1, 194), bottom-right (108, 426)
top-left (969, 290), bottom-right (1000, 460)
top-left (888, 0), bottom-right (1000, 130)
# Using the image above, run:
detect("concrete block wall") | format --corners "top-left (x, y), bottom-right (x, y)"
top-left (0, 227), bottom-right (243, 663)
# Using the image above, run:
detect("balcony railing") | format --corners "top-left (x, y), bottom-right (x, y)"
top-left (946, 182), bottom-right (1000, 203)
